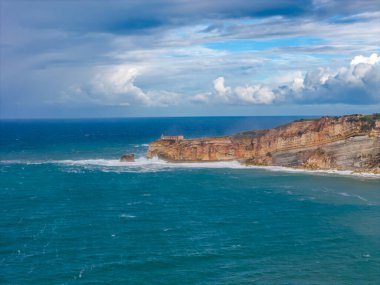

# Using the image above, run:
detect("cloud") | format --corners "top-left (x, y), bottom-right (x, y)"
top-left (206, 77), bottom-right (279, 105)
top-left (92, 67), bottom-right (156, 106)
top-left (350, 53), bottom-right (380, 65)
top-left (190, 92), bottom-right (212, 103)
top-left (284, 53), bottom-right (380, 104)
top-left (5, 0), bottom-right (380, 37)
top-left (198, 53), bottom-right (380, 105)
top-left (2, 1), bottom-right (317, 35)
top-left (213, 77), bottom-right (231, 101)
top-left (2, 0), bottom-right (380, 118)
top-left (234, 85), bottom-right (277, 104)
top-left (62, 66), bottom-right (178, 107)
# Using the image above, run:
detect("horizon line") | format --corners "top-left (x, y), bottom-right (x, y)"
top-left (1, 113), bottom-right (377, 121)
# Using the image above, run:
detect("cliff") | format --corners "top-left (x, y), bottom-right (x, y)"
top-left (147, 114), bottom-right (380, 173)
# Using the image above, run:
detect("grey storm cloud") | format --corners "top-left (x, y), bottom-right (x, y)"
top-left (3, 0), bottom-right (380, 35)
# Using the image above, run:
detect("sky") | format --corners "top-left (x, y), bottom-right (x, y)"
top-left (1, 0), bottom-right (379, 118)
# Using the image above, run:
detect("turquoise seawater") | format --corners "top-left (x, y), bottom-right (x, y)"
top-left (1, 117), bottom-right (379, 284)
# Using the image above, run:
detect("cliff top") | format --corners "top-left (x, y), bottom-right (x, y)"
top-left (152, 114), bottom-right (380, 143)
top-left (233, 114), bottom-right (380, 140)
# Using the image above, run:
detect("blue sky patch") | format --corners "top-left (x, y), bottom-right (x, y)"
top-left (204, 37), bottom-right (324, 52)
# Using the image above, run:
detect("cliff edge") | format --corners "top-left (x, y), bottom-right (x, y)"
top-left (147, 114), bottom-right (380, 173)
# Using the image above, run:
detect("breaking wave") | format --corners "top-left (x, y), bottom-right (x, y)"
top-left (1, 157), bottom-right (379, 178)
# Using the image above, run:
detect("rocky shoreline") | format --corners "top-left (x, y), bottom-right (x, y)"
top-left (147, 114), bottom-right (380, 173)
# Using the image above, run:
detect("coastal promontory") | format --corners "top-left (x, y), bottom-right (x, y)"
top-left (147, 114), bottom-right (380, 173)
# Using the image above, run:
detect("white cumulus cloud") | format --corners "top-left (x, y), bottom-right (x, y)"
top-left (234, 85), bottom-right (276, 104)
top-left (209, 77), bottom-right (279, 104)
top-left (284, 53), bottom-right (380, 104)
top-left (63, 66), bottom-right (178, 107)
top-left (213, 77), bottom-right (231, 102)
top-left (192, 53), bottom-right (380, 106)
top-left (350, 53), bottom-right (380, 65)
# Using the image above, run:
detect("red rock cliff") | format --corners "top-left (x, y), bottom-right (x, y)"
top-left (147, 114), bottom-right (380, 172)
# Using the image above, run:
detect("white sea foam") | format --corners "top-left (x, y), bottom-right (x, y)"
top-left (119, 214), bottom-right (136, 219)
top-left (1, 157), bottom-right (379, 178)
top-left (338, 192), bottom-right (369, 202)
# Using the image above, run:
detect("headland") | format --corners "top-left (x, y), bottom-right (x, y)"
top-left (147, 114), bottom-right (380, 174)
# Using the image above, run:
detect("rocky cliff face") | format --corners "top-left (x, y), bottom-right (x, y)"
top-left (147, 114), bottom-right (380, 172)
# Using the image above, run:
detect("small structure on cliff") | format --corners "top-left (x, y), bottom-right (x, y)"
top-left (160, 135), bottom-right (184, 141)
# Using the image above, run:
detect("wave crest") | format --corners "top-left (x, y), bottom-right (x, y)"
top-left (1, 157), bottom-right (379, 178)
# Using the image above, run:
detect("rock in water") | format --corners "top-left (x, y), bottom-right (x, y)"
top-left (120, 154), bottom-right (135, 162)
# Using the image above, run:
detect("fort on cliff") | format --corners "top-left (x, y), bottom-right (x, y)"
top-left (160, 135), bottom-right (184, 141)
top-left (147, 114), bottom-right (380, 173)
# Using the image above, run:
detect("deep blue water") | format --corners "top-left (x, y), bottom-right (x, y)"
top-left (1, 117), bottom-right (379, 284)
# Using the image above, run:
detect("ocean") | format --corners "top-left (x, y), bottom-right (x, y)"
top-left (1, 117), bottom-right (379, 284)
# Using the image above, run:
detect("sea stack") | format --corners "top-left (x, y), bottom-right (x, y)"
top-left (147, 114), bottom-right (380, 173)
top-left (120, 154), bottom-right (135, 162)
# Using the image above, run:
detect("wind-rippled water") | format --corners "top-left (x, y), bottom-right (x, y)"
top-left (1, 117), bottom-right (379, 284)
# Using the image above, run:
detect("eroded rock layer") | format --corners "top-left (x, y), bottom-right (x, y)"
top-left (147, 114), bottom-right (380, 172)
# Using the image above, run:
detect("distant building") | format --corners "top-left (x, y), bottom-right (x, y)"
top-left (160, 135), bottom-right (184, 141)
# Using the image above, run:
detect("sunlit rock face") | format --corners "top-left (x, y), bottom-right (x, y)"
top-left (147, 114), bottom-right (380, 172)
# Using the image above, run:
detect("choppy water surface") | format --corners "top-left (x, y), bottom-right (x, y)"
top-left (1, 117), bottom-right (379, 284)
